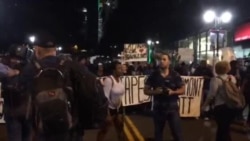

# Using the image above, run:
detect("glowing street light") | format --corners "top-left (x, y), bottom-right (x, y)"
top-left (203, 10), bottom-right (233, 24)
top-left (106, 2), bottom-right (110, 6)
top-left (74, 45), bottom-right (78, 50)
top-left (29, 36), bottom-right (36, 43)
top-left (82, 8), bottom-right (87, 13)
top-left (221, 11), bottom-right (232, 23)
top-left (203, 10), bottom-right (216, 23)
top-left (156, 41), bottom-right (160, 45)
top-left (147, 40), bottom-right (152, 45)
top-left (203, 10), bottom-right (233, 64)
top-left (57, 46), bottom-right (62, 51)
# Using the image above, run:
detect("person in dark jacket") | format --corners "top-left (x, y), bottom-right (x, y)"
top-left (2, 54), bottom-right (32, 141)
top-left (144, 52), bottom-right (185, 141)
top-left (19, 31), bottom-right (89, 141)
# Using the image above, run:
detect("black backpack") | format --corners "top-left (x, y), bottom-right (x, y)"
top-left (32, 60), bottom-right (73, 134)
top-left (79, 71), bottom-right (108, 129)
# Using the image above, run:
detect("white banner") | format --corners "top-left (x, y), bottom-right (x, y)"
top-left (121, 76), bottom-right (151, 106)
top-left (120, 76), bottom-right (204, 117)
top-left (179, 76), bottom-right (204, 117)
top-left (123, 44), bottom-right (147, 62)
top-left (178, 48), bottom-right (194, 62)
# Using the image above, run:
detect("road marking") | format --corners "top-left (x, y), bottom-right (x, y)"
top-left (125, 116), bottom-right (145, 141)
top-left (124, 121), bottom-right (135, 141)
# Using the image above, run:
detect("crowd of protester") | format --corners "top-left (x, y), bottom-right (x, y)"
top-left (0, 32), bottom-right (250, 141)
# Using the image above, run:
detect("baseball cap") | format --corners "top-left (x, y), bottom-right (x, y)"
top-left (33, 31), bottom-right (56, 48)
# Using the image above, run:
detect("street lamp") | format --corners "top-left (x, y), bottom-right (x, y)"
top-left (156, 41), bottom-right (160, 45)
top-left (203, 10), bottom-right (216, 23)
top-left (221, 11), bottom-right (232, 23)
top-left (147, 40), bottom-right (152, 45)
top-left (29, 36), bottom-right (36, 43)
top-left (203, 10), bottom-right (232, 59)
top-left (147, 40), bottom-right (153, 64)
top-left (82, 8), bottom-right (87, 13)
top-left (57, 46), bottom-right (62, 51)
top-left (106, 2), bottom-right (110, 6)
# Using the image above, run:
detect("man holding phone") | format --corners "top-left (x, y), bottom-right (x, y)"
top-left (144, 52), bottom-right (185, 141)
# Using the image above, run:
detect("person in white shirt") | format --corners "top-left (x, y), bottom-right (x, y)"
top-left (96, 61), bottom-right (125, 141)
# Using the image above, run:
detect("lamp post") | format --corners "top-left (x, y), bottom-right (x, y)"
top-left (203, 10), bottom-right (232, 58)
top-left (147, 39), bottom-right (160, 64)
top-left (147, 40), bottom-right (152, 64)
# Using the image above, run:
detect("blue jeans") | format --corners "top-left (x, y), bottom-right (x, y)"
top-left (5, 116), bottom-right (32, 141)
top-left (153, 108), bottom-right (184, 141)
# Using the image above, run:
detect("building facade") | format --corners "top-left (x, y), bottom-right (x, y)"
top-left (176, 29), bottom-right (234, 64)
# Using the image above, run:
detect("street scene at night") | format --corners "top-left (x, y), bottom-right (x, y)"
top-left (1, 0), bottom-right (250, 141)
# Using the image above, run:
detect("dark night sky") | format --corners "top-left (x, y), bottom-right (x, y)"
top-left (0, 0), bottom-right (250, 54)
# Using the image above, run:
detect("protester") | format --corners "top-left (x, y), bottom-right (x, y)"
top-left (2, 51), bottom-right (31, 141)
top-left (193, 60), bottom-right (213, 119)
top-left (96, 63), bottom-right (105, 77)
top-left (242, 65), bottom-right (250, 126)
top-left (122, 63), bottom-right (128, 75)
top-left (97, 61), bottom-right (125, 141)
top-left (144, 52), bottom-right (185, 141)
top-left (228, 60), bottom-right (244, 87)
top-left (202, 61), bottom-right (242, 141)
top-left (19, 31), bottom-right (89, 141)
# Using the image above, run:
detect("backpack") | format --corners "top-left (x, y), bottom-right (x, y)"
top-left (32, 60), bottom-right (73, 134)
top-left (79, 71), bottom-right (108, 129)
top-left (217, 76), bottom-right (246, 109)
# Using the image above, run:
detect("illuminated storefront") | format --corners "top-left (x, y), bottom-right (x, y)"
top-left (233, 22), bottom-right (250, 59)
top-left (177, 30), bottom-right (228, 64)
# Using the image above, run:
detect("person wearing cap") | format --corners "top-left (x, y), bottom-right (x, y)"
top-left (19, 31), bottom-right (88, 141)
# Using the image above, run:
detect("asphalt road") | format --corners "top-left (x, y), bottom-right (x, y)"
top-left (0, 115), bottom-right (249, 141)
